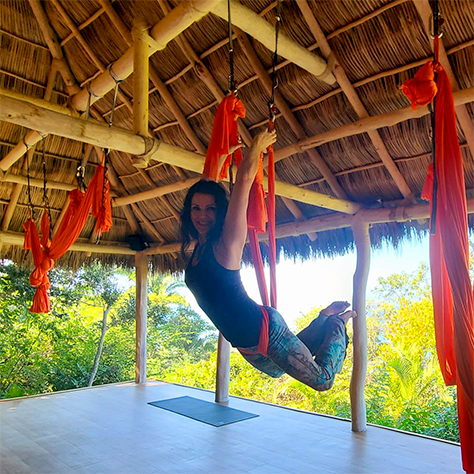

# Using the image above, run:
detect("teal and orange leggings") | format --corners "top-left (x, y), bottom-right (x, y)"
top-left (238, 307), bottom-right (348, 391)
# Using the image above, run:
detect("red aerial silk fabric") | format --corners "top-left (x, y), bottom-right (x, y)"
top-left (402, 61), bottom-right (474, 473)
top-left (23, 164), bottom-right (112, 314)
top-left (202, 92), bottom-right (245, 181)
top-left (203, 95), bottom-right (278, 355)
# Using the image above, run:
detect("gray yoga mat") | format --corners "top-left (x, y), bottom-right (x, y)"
top-left (148, 396), bottom-right (259, 427)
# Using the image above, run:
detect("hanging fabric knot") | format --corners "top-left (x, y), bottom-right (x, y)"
top-left (23, 164), bottom-right (112, 314)
top-left (202, 92), bottom-right (245, 181)
top-left (400, 60), bottom-right (443, 110)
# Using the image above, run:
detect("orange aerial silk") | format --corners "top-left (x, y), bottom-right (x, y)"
top-left (23, 163), bottom-right (112, 314)
top-left (202, 94), bottom-right (278, 356)
top-left (202, 92), bottom-right (245, 181)
top-left (402, 56), bottom-right (474, 473)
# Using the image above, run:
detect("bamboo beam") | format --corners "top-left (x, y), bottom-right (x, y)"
top-left (135, 252), bottom-right (148, 384)
top-left (0, 91), bottom-right (359, 213)
top-left (413, 0), bottom-right (474, 160)
top-left (60, 6), bottom-right (106, 47)
top-left (132, 24), bottom-right (149, 140)
top-left (1, 63), bottom-right (57, 232)
top-left (1, 152), bottom-right (31, 232)
top-left (2, 173), bottom-right (75, 191)
top-left (215, 333), bottom-right (230, 404)
top-left (28, 0), bottom-right (80, 95)
top-left (153, 38), bottom-right (474, 134)
top-left (70, 0), bottom-right (221, 112)
top-left (297, 0), bottom-right (413, 199)
top-left (350, 221), bottom-right (370, 432)
top-left (97, 0), bottom-right (132, 45)
top-left (0, 231), bottom-right (135, 255)
top-left (103, 0), bottom-right (207, 157)
top-left (274, 87), bottom-right (474, 162)
top-left (0, 28), bottom-right (49, 50)
top-left (141, 197), bottom-right (474, 256)
top-left (113, 178), bottom-right (200, 207)
top-left (208, 0), bottom-right (335, 85)
top-left (131, 203), bottom-right (165, 244)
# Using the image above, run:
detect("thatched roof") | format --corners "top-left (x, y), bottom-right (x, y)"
top-left (0, 0), bottom-right (473, 272)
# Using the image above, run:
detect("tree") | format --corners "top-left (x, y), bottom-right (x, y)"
top-left (76, 262), bottom-right (130, 387)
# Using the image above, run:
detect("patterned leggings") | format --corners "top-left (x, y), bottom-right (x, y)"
top-left (238, 307), bottom-right (348, 391)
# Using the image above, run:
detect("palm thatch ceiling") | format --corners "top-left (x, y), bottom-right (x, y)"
top-left (0, 0), bottom-right (473, 271)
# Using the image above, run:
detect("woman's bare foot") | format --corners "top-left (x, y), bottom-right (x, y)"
top-left (337, 310), bottom-right (357, 324)
top-left (321, 301), bottom-right (350, 316)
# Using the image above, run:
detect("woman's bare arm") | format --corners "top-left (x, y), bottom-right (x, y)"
top-left (215, 130), bottom-right (277, 269)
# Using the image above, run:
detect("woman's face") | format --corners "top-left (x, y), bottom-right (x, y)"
top-left (190, 193), bottom-right (217, 237)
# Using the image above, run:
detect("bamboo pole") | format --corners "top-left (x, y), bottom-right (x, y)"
top-left (0, 91), bottom-right (359, 213)
top-left (0, 231), bottom-right (135, 255)
top-left (1, 150), bottom-right (33, 232)
top-left (215, 333), bottom-right (230, 404)
top-left (70, 0), bottom-right (221, 112)
top-left (2, 173), bottom-right (75, 191)
top-left (350, 221), bottom-right (370, 432)
top-left (135, 252), bottom-right (148, 384)
top-left (28, 0), bottom-right (81, 95)
top-left (133, 24), bottom-right (149, 139)
top-left (209, 0), bottom-right (336, 85)
top-left (297, 0), bottom-right (413, 199)
top-left (113, 178), bottom-right (200, 207)
top-left (4, 197), bottom-right (474, 257)
top-left (274, 87), bottom-right (474, 162)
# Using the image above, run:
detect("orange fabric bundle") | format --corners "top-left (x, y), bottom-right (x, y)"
top-left (23, 164), bottom-right (112, 314)
top-left (202, 92), bottom-right (245, 180)
top-left (203, 94), bottom-right (278, 355)
top-left (400, 61), bottom-right (440, 110)
top-left (413, 65), bottom-right (474, 472)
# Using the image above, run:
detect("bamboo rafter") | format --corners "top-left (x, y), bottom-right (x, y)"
top-left (297, 0), bottom-right (412, 199)
top-left (150, 38), bottom-right (473, 134)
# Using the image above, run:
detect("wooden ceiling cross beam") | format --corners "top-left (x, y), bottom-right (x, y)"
top-left (413, 0), bottom-right (474, 160)
top-left (0, 0), bottom-right (81, 174)
top-left (273, 87), bottom-right (474, 161)
top-left (70, 0), bottom-right (223, 113)
top-left (0, 90), bottom-right (360, 214)
top-left (297, 0), bottom-right (414, 200)
top-left (208, 0), bottom-right (336, 85)
top-left (1, 63), bottom-right (58, 233)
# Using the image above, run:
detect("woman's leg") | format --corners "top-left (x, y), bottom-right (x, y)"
top-left (238, 349), bottom-right (285, 378)
top-left (297, 301), bottom-right (350, 356)
top-left (265, 307), bottom-right (351, 391)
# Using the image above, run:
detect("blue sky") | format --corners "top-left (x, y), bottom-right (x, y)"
top-left (181, 234), bottom-right (431, 327)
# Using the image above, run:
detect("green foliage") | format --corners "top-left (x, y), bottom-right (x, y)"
top-left (0, 262), bottom-right (215, 398)
top-left (1, 259), bottom-right (460, 443)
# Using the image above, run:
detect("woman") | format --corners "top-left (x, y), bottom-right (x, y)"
top-left (182, 130), bottom-right (356, 391)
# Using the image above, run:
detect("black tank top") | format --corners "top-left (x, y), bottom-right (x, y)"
top-left (185, 243), bottom-right (262, 348)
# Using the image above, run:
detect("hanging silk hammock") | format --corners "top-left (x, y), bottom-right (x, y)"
top-left (23, 162), bottom-right (112, 314)
top-left (402, 42), bottom-right (474, 473)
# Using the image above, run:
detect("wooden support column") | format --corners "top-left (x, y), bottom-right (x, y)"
top-left (135, 251), bottom-right (148, 383)
top-left (133, 24), bottom-right (149, 139)
top-left (350, 220), bottom-right (370, 432)
top-left (215, 333), bottom-right (230, 404)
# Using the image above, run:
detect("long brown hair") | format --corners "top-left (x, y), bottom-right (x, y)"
top-left (180, 180), bottom-right (229, 260)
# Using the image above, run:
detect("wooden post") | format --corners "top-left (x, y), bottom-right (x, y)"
top-left (135, 251), bottom-right (148, 383)
top-left (350, 220), bottom-right (370, 431)
top-left (133, 23), bottom-right (149, 138)
top-left (215, 333), bottom-right (230, 404)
